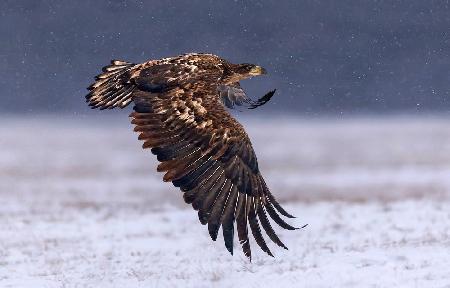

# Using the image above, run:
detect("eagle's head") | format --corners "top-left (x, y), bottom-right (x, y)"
top-left (223, 63), bottom-right (267, 83)
top-left (234, 63), bottom-right (267, 77)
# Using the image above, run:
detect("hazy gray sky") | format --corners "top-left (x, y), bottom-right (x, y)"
top-left (1, 0), bottom-right (449, 114)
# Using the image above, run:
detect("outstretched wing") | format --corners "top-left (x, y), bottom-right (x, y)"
top-left (130, 83), bottom-right (297, 260)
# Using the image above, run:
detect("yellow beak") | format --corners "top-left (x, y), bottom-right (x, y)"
top-left (249, 66), bottom-right (267, 76)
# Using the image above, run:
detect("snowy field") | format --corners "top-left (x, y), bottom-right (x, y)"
top-left (1, 115), bottom-right (450, 287)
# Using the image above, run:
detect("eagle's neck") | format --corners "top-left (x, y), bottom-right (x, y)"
top-left (222, 74), bottom-right (244, 85)
top-left (221, 64), bottom-right (249, 84)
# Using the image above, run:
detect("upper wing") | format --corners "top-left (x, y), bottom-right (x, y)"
top-left (86, 54), bottom-right (224, 110)
top-left (130, 83), bottom-right (297, 259)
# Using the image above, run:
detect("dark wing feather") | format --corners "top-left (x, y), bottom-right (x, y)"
top-left (257, 206), bottom-right (288, 249)
top-left (129, 79), bottom-right (296, 259)
top-left (235, 193), bottom-right (251, 259)
top-left (208, 179), bottom-right (232, 241)
top-left (221, 184), bottom-right (238, 254)
top-left (248, 198), bottom-right (273, 257)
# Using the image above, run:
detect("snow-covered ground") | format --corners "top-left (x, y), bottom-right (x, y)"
top-left (1, 115), bottom-right (450, 287)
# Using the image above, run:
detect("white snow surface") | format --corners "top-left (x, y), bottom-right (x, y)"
top-left (1, 115), bottom-right (450, 287)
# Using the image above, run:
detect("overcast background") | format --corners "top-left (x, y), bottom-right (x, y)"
top-left (1, 0), bottom-right (449, 115)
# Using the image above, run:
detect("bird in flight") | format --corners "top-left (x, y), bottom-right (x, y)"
top-left (86, 53), bottom-right (300, 260)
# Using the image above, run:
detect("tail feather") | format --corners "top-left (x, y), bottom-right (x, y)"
top-left (86, 60), bottom-right (138, 110)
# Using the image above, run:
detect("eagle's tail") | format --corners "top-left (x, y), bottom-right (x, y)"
top-left (86, 60), bottom-right (138, 110)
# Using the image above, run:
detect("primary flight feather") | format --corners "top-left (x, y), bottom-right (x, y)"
top-left (86, 53), bottom-right (299, 260)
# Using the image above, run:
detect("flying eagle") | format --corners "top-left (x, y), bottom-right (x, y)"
top-left (86, 53), bottom-right (300, 260)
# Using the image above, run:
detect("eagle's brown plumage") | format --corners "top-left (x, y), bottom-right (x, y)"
top-left (86, 53), bottom-right (300, 260)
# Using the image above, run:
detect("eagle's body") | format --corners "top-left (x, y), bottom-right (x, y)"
top-left (86, 53), bottom-right (298, 260)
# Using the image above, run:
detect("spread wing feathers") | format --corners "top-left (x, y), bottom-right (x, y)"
top-left (130, 86), bottom-right (296, 260)
top-left (218, 84), bottom-right (277, 110)
top-left (86, 60), bottom-right (138, 110)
